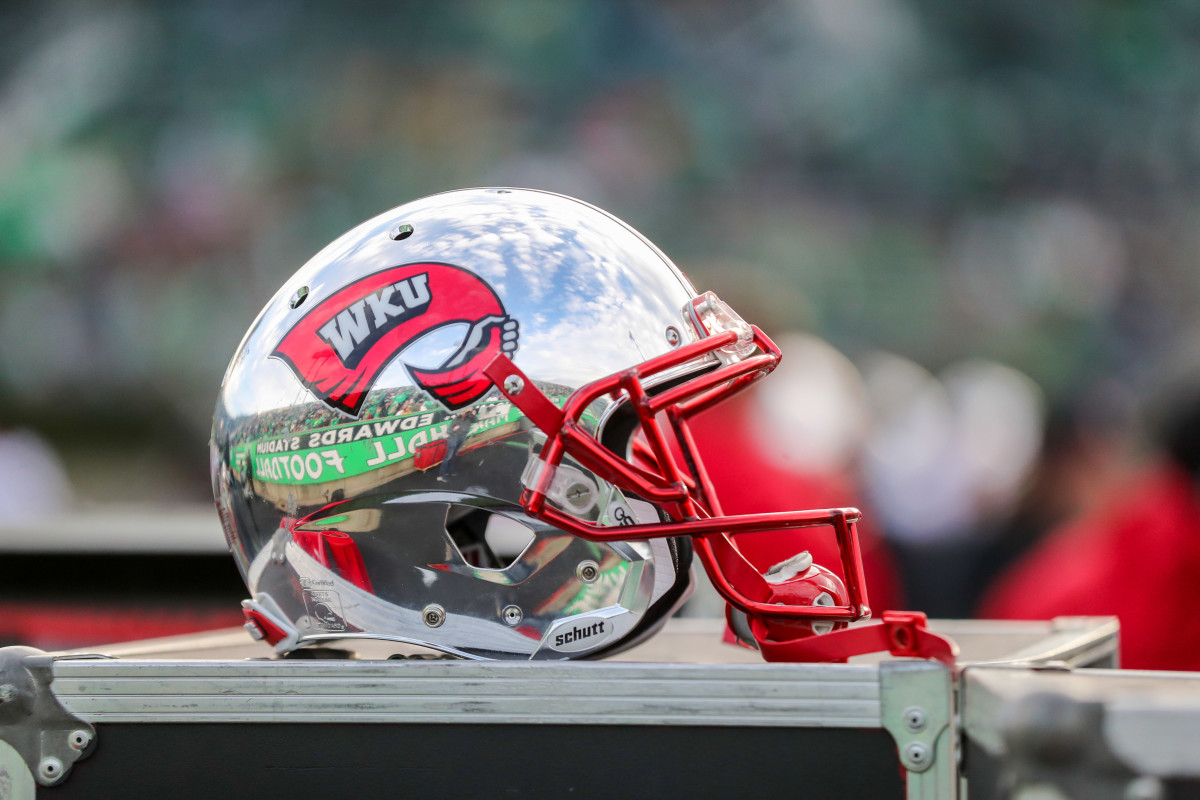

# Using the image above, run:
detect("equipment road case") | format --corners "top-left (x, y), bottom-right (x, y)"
top-left (0, 616), bottom-right (1117, 800)
top-left (962, 661), bottom-right (1200, 800)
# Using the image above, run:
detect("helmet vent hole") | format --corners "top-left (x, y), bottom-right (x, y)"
top-left (289, 286), bottom-right (310, 309)
top-left (445, 506), bottom-right (535, 569)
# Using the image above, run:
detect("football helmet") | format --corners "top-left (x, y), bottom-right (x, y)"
top-left (212, 187), bottom-right (936, 662)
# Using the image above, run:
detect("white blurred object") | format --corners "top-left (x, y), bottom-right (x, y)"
top-left (860, 352), bottom-right (971, 542)
top-left (0, 506), bottom-right (227, 553)
top-left (748, 332), bottom-right (869, 474)
top-left (0, 428), bottom-right (73, 521)
top-left (940, 360), bottom-right (1045, 516)
top-left (806, 0), bottom-right (923, 63)
top-left (860, 353), bottom-right (1045, 544)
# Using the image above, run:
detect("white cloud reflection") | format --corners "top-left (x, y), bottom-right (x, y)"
top-left (217, 188), bottom-right (700, 421)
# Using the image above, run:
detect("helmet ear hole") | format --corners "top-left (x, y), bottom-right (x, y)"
top-left (483, 513), bottom-right (536, 563)
top-left (444, 506), bottom-right (535, 569)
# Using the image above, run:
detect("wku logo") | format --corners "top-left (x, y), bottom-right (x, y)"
top-left (272, 262), bottom-right (519, 416)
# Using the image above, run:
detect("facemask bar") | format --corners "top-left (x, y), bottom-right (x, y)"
top-left (482, 293), bottom-right (871, 633)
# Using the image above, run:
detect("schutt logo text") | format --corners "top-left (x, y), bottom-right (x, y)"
top-left (554, 620), bottom-right (606, 649)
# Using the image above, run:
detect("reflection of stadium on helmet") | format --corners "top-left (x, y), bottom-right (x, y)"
top-left (225, 391), bottom-right (525, 507)
top-left (215, 189), bottom-right (707, 660)
top-left (215, 188), bottom-right (955, 664)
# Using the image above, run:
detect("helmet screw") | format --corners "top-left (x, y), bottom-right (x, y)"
top-left (389, 224), bottom-right (414, 241)
top-left (577, 560), bottom-right (600, 583)
top-left (39, 756), bottom-right (64, 783)
top-left (502, 605), bottom-right (523, 626)
top-left (503, 375), bottom-right (525, 395)
top-left (665, 326), bottom-right (681, 347)
top-left (422, 604), bottom-right (446, 628)
top-left (289, 286), bottom-right (309, 309)
top-left (68, 729), bottom-right (92, 751)
top-left (564, 482), bottom-right (593, 509)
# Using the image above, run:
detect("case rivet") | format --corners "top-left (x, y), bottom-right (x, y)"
top-left (68, 729), bottom-right (91, 751)
top-left (903, 706), bottom-right (927, 732)
top-left (422, 604), bottom-right (446, 628)
top-left (903, 742), bottom-right (929, 771)
top-left (39, 757), bottom-right (64, 782)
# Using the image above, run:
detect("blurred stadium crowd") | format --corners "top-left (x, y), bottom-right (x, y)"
top-left (4, 1), bottom-right (1200, 662)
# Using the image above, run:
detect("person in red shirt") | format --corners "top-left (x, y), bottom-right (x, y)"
top-left (979, 391), bottom-right (1200, 670)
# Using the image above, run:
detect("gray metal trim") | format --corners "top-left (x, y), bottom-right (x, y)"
top-left (960, 666), bottom-right (1014, 758)
top-left (0, 648), bottom-right (95, 789)
top-left (880, 661), bottom-right (956, 800)
top-left (975, 617), bottom-right (1120, 668)
top-left (52, 659), bottom-right (886, 727)
top-left (929, 616), bottom-right (1119, 669)
top-left (963, 666), bottom-right (1200, 778)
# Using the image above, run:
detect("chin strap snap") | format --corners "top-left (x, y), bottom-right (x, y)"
top-left (242, 594), bottom-right (300, 654)
top-left (753, 610), bottom-right (959, 667)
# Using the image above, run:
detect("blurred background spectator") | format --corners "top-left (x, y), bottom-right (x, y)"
top-left (979, 367), bottom-right (1200, 670)
top-left (2, 2), bottom-right (1198, 659)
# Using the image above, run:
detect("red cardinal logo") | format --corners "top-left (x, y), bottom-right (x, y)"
top-left (272, 262), bottom-right (519, 416)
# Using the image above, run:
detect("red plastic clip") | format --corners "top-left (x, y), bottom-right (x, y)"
top-left (243, 606), bottom-right (289, 646)
top-left (755, 610), bottom-right (958, 667)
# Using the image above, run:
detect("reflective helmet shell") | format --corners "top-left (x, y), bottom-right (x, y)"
top-left (211, 188), bottom-right (700, 659)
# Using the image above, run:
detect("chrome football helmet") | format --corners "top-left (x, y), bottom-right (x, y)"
top-left (211, 188), bottom-right (885, 661)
